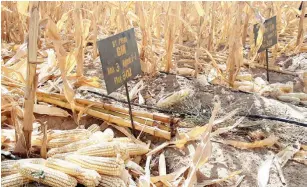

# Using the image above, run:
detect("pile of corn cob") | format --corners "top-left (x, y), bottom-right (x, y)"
top-left (1, 124), bottom-right (150, 187)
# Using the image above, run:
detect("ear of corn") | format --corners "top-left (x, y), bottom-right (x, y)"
top-left (65, 155), bottom-right (125, 176)
top-left (123, 143), bottom-right (150, 156)
top-left (47, 128), bottom-right (114, 157)
top-left (2, 158), bottom-right (46, 176)
top-left (47, 135), bottom-right (88, 148)
top-left (46, 158), bottom-right (101, 187)
top-left (50, 152), bottom-right (76, 160)
top-left (77, 142), bottom-right (149, 157)
top-left (77, 142), bottom-right (129, 158)
top-left (89, 128), bottom-right (114, 142)
top-left (47, 139), bottom-right (97, 157)
top-left (19, 163), bottom-right (78, 187)
top-left (48, 129), bottom-right (91, 140)
top-left (1, 160), bottom-right (18, 176)
top-left (1, 173), bottom-right (30, 187)
top-left (98, 175), bottom-right (127, 187)
top-left (87, 124), bottom-right (101, 133)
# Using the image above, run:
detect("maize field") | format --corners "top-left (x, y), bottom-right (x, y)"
top-left (1, 1), bottom-right (307, 187)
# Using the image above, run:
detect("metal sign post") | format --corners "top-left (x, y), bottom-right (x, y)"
top-left (97, 28), bottom-right (142, 137)
top-left (253, 16), bottom-right (277, 82)
top-left (124, 82), bottom-right (137, 137)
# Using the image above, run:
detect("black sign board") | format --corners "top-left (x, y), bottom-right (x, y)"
top-left (253, 16), bottom-right (277, 53)
top-left (97, 28), bottom-right (141, 94)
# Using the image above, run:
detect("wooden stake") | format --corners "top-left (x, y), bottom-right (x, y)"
top-left (18, 2), bottom-right (40, 154)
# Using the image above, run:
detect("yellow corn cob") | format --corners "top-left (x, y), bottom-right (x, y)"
top-left (46, 158), bottom-right (101, 187)
top-left (113, 137), bottom-right (133, 143)
top-left (87, 124), bottom-right (101, 133)
top-left (123, 143), bottom-right (150, 156)
top-left (65, 155), bottom-right (124, 176)
top-left (48, 129), bottom-right (91, 141)
top-left (2, 158), bottom-right (46, 177)
top-left (19, 163), bottom-right (77, 187)
top-left (47, 135), bottom-right (88, 148)
top-left (76, 142), bottom-right (129, 158)
top-left (98, 175), bottom-right (127, 187)
top-left (1, 173), bottom-right (30, 187)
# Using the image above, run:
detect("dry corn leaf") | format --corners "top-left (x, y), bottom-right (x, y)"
top-left (146, 142), bottom-right (170, 156)
top-left (212, 117), bottom-right (244, 136)
top-left (221, 135), bottom-right (278, 149)
top-left (184, 97), bottom-right (220, 187)
top-left (276, 141), bottom-right (301, 167)
top-left (5, 43), bottom-right (27, 66)
top-left (129, 80), bottom-right (144, 100)
top-left (159, 152), bottom-right (166, 176)
top-left (150, 165), bottom-right (189, 184)
top-left (193, 2), bottom-right (205, 17)
top-left (196, 170), bottom-right (243, 186)
top-left (17, 1), bottom-right (29, 16)
top-left (257, 156), bottom-right (274, 187)
top-left (126, 160), bottom-right (145, 175)
top-left (138, 93), bottom-right (145, 105)
top-left (33, 104), bottom-right (70, 117)
top-left (138, 155), bottom-right (151, 187)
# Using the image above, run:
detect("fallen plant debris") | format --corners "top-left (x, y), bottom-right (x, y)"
top-left (1, 1), bottom-right (307, 187)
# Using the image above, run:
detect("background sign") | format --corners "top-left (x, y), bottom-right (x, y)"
top-left (253, 16), bottom-right (277, 53)
top-left (97, 28), bottom-right (142, 94)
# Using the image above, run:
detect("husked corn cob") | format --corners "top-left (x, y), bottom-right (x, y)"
top-left (47, 135), bottom-right (88, 148)
top-left (32, 135), bottom-right (43, 147)
top-left (98, 175), bottom-right (126, 187)
top-left (76, 142), bottom-right (128, 158)
top-left (87, 124), bottom-right (101, 133)
top-left (47, 128), bottom-right (114, 157)
top-left (46, 158), bottom-right (101, 187)
top-left (65, 155), bottom-right (124, 176)
top-left (47, 139), bottom-right (97, 157)
top-left (48, 129), bottom-right (91, 140)
top-left (89, 128), bottom-right (114, 142)
top-left (1, 160), bottom-right (18, 176)
top-left (1, 173), bottom-right (30, 187)
top-left (123, 143), bottom-right (150, 156)
top-left (113, 137), bottom-right (133, 143)
top-left (1, 158), bottom-right (46, 177)
top-left (50, 152), bottom-right (76, 160)
top-left (19, 163), bottom-right (77, 187)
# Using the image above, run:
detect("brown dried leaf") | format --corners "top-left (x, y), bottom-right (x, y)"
top-left (221, 135), bottom-right (278, 149)
top-left (33, 104), bottom-right (70, 117)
